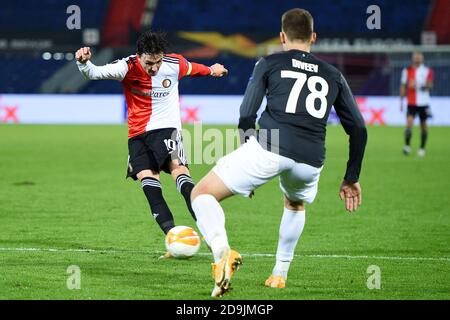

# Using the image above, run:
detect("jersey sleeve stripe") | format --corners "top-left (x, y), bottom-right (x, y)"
top-left (162, 59), bottom-right (179, 65)
top-left (163, 56), bottom-right (179, 63)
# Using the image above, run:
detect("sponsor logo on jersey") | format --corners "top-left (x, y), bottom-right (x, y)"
top-left (129, 87), bottom-right (170, 98)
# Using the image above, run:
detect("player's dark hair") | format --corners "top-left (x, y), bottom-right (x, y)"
top-left (136, 31), bottom-right (168, 56)
top-left (282, 8), bottom-right (314, 42)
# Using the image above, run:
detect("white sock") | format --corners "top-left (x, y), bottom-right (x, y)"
top-left (272, 207), bottom-right (306, 279)
top-left (192, 194), bottom-right (230, 263)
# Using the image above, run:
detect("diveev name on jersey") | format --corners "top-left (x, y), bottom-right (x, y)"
top-left (292, 59), bottom-right (318, 73)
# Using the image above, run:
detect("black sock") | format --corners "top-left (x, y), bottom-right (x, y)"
top-left (176, 174), bottom-right (196, 221)
top-left (141, 177), bottom-right (174, 234)
top-left (405, 128), bottom-right (412, 146)
top-left (421, 130), bottom-right (427, 149)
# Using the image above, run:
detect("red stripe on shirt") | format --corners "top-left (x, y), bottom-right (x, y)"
top-left (407, 67), bottom-right (416, 105)
top-left (427, 68), bottom-right (433, 82)
top-left (123, 55), bottom-right (153, 138)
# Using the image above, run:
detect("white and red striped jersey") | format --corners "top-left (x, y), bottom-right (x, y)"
top-left (401, 64), bottom-right (433, 106)
top-left (77, 53), bottom-right (211, 138)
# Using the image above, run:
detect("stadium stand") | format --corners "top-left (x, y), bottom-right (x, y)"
top-left (152, 0), bottom-right (431, 35)
top-left (1, 0), bottom-right (449, 96)
top-left (0, 56), bottom-right (67, 93)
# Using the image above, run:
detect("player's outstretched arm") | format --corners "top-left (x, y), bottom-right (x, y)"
top-left (75, 46), bottom-right (128, 81)
top-left (184, 61), bottom-right (228, 78)
top-left (339, 181), bottom-right (362, 212)
top-left (175, 54), bottom-right (228, 78)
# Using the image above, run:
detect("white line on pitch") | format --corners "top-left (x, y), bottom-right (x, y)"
top-left (0, 247), bottom-right (449, 262)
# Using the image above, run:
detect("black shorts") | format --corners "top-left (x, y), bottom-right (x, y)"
top-left (127, 128), bottom-right (187, 180)
top-left (407, 105), bottom-right (432, 122)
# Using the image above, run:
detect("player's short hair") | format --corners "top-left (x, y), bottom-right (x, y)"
top-left (282, 8), bottom-right (314, 42)
top-left (136, 31), bottom-right (168, 56)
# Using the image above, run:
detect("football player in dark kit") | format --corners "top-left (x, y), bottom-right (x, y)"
top-left (189, 8), bottom-right (368, 297)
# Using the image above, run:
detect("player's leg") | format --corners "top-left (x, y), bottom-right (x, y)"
top-left (191, 137), bottom-right (282, 297)
top-left (191, 171), bottom-right (240, 297)
top-left (191, 171), bottom-right (234, 262)
top-left (169, 161), bottom-right (197, 221)
top-left (265, 197), bottom-right (305, 289)
top-left (127, 135), bottom-right (176, 235)
top-left (192, 136), bottom-right (283, 261)
top-left (137, 169), bottom-right (175, 234)
top-left (418, 109), bottom-right (428, 157)
top-left (403, 107), bottom-right (415, 155)
top-left (265, 162), bottom-right (322, 289)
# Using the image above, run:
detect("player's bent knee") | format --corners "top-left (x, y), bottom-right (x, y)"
top-left (137, 170), bottom-right (159, 181)
top-left (171, 165), bottom-right (190, 179)
top-left (191, 183), bottom-right (209, 201)
top-left (284, 197), bottom-right (304, 211)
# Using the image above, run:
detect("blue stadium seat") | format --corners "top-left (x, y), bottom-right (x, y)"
top-left (152, 0), bottom-right (431, 35)
top-left (0, 56), bottom-right (66, 93)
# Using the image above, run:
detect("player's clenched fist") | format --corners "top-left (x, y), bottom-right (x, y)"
top-left (75, 47), bottom-right (92, 63)
top-left (210, 63), bottom-right (228, 77)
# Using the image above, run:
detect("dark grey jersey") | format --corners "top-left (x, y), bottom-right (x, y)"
top-left (238, 49), bottom-right (367, 182)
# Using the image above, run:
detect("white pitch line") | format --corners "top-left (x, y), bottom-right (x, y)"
top-left (0, 247), bottom-right (449, 262)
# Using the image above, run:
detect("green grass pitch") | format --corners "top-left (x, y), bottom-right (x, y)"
top-left (0, 124), bottom-right (449, 300)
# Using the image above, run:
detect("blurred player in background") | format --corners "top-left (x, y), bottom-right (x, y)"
top-left (400, 52), bottom-right (433, 157)
top-left (75, 31), bottom-right (228, 257)
top-left (190, 8), bottom-right (367, 297)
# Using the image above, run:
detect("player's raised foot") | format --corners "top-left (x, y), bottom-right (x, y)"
top-left (210, 249), bottom-right (242, 298)
top-left (264, 275), bottom-right (286, 288)
top-left (158, 251), bottom-right (175, 259)
top-left (402, 145), bottom-right (411, 155)
top-left (417, 148), bottom-right (425, 157)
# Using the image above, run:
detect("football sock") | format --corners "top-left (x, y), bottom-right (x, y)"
top-left (272, 208), bottom-right (306, 279)
top-left (176, 174), bottom-right (196, 221)
top-left (420, 130), bottom-right (427, 149)
top-left (405, 128), bottom-right (412, 146)
top-left (273, 260), bottom-right (290, 279)
top-left (192, 194), bottom-right (229, 263)
top-left (141, 177), bottom-right (174, 234)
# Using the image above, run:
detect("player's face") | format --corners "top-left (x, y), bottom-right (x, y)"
top-left (139, 53), bottom-right (164, 76)
top-left (412, 53), bottom-right (424, 66)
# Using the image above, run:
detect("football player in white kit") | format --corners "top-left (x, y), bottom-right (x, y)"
top-left (400, 52), bottom-right (434, 157)
top-left (75, 31), bottom-right (228, 257)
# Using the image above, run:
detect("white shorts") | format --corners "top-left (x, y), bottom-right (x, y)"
top-left (213, 137), bottom-right (323, 204)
